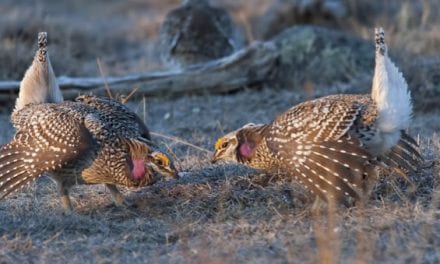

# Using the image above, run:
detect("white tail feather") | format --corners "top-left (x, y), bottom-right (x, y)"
top-left (371, 27), bottom-right (412, 133)
top-left (14, 32), bottom-right (63, 112)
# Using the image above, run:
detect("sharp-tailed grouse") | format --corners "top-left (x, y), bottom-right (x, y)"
top-left (0, 32), bottom-right (178, 210)
top-left (212, 28), bottom-right (421, 205)
top-left (158, 0), bottom-right (245, 68)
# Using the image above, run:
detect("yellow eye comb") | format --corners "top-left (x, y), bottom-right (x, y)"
top-left (154, 152), bottom-right (169, 166)
top-left (215, 137), bottom-right (225, 150)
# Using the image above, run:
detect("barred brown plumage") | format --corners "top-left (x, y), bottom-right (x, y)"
top-left (212, 28), bottom-right (422, 205)
top-left (0, 32), bottom-right (178, 211)
top-left (158, 0), bottom-right (245, 68)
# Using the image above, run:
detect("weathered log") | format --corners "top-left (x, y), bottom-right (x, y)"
top-left (0, 42), bottom-right (278, 100)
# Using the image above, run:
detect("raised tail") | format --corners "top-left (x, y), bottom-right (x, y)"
top-left (371, 28), bottom-right (412, 134)
top-left (14, 32), bottom-right (63, 112)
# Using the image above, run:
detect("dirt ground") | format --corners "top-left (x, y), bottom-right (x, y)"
top-left (0, 0), bottom-right (439, 263)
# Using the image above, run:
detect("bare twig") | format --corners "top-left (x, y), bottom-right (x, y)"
top-left (142, 95), bottom-right (148, 124)
top-left (119, 86), bottom-right (140, 104)
top-left (96, 58), bottom-right (113, 99)
top-left (150, 132), bottom-right (212, 154)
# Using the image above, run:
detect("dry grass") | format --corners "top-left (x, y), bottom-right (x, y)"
top-left (0, 0), bottom-right (439, 263)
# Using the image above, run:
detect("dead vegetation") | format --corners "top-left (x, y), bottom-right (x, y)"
top-left (0, 0), bottom-right (439, 263)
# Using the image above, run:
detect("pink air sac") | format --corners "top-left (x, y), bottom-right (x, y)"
top-left (131, 159), bottom-right (146, 179)
top-left (239, 143), bottom-right (254, 158)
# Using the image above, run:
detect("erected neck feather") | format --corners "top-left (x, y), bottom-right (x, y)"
top-left (125, 138), bottom-right (150, 160)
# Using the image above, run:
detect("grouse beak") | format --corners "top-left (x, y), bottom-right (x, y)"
top-left (211, 151), bottom-right (220, 164)
top-left (171, 170), bottom-right (179, 179)
top-left (164, 168), bottom-right (179, 180)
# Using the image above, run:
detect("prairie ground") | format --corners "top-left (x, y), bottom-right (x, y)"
top-left (0, 0), bottom-right (439, 263)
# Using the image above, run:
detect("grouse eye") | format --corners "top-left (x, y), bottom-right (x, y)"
top-left (156, 159), bottom-right (164, 166)
top-left (221, 141), bottom-right (229, 148)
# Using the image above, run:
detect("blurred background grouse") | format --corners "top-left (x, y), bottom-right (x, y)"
top-left (0, 32), bottom-right (178, 211)
top-left (158, 0), bottom-right (245, 68)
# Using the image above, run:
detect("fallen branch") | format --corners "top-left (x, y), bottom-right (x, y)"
top-left (0, 42), bottom-right (279, 100)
